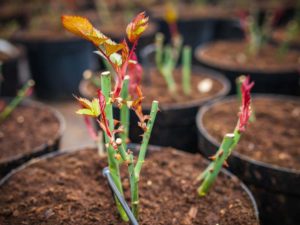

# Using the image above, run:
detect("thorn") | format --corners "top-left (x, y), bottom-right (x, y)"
top-left (223, 161), bottom-right (229, 168)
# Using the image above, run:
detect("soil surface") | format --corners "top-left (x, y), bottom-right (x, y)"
top-left (196, 41), bottom-right (300, 72)
top-left (202, 97), bottom-right (300, 170)
top-left (0, 148), bottom-right (258, 225)
top-left (0, 105), bottom-right (61, 164)
top-left (83, 68), bottom-right (225, 107)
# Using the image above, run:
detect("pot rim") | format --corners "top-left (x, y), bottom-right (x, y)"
top-left (196, 93), bottom-right (300, 174)
top-left (79, 65), bottom-right (231, 111)
top-left (0, 143), bottom-right (259, 222)
top-left (0, 97), bottom-right (66, 165)
top-left (194, 41), bottom-right (300, 74)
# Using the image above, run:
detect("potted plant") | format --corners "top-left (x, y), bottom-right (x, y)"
top-left (271, 3), bottom-right (300, 51)
top-left (0, 13), bottom-right (259, 224)
top-left (0, 80), bottom-right (65, 177)
top-left (148, 0), bottom-right (243, 55)
top-left (197, 76), bottom-right (300, 225)
top-left (195, 5), bottom-right (300, 95)
top-left (79, 17), bottom-right (230, 152)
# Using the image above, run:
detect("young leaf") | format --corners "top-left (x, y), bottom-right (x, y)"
top-left (126, 12), bottom-right (149, 43)
top-left (61, 15), bottom-right (108, 46)
top-left (75, 97), bottom-right (100, 117)
top-left (237, 76), bottom-right (254, 132)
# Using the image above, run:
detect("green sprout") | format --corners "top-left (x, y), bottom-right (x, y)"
top-left (63, 12), bottom-right (159, 221)
top-left (197, 76), bottom-right (254, 196)
top-left (155, 32), bottom-right (192, 96)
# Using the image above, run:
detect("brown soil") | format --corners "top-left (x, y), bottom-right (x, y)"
top-left (202, 97), bottom-right (300, 170)
top-left (0, 147), bottom-right (258, 225)
top-left (83, 68), bottom-right (225, 107)
top-left (0, 105), bottom-right (61, 164)
top-left (196, 41), bottom-right (300, 72)
top-left (142, 69), bottom-right (224, 106)
top-left (272, 28), bottom-right (300, 46)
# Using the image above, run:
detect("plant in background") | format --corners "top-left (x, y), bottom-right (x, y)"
top-left (238, 7), bottom-right (281, 56)
top-left (0, 80), bottom-right (35, 123)
top-left (154, 1), bottom-right (192, 96)
top-left (278, 4), bottom-right (300, 56)
top-left (62, 12), bottom-right (159, 222)
top-left (197, 76), bottom-right (254, 196)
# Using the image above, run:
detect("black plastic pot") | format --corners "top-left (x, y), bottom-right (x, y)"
top-left (0, 144), bottom-right (259, 224)
top-left (0, 45), bottom-right (24, 97)
top-left (0, 98), bottom-right (65, 178)
top-left (11, 36), bottom-right (97, 100)
top-left (195, 43), bottom-right (300, 95)
top-left (80, 66), bottom-right (230, 153)
top-left (196, 95), bottom-right (300, 225)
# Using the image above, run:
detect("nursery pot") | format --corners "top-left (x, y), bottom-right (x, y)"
top-left (0, 144), bottom-right (259, 224)
top-left (195, 41), bottom-right (300, 95)
top-left (0, 44), bottom-right (24, 97)
top-left (0, 98), bottom-right (65, 178)
top-left (79, 66), bottom-right (230, 152)
top-left (196, 95), bottom-right (300, 225)
top-left (11, 34), bottom-right (96, 100)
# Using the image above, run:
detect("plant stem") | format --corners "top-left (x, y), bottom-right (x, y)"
top-left (100, 71), bottom-right (128, 222)
top-left (197, 131), bottom-right (241, 196)
top-left (120, 76), bottom-right (130, 149)
top-left (0, 79), bottom-right (34, 123)
top-left (161, 46), bottom-right (177, 93)
top-left (155, 33), bottom-right (164, 68)
top-left (182, 45), bottom-right (191, 96)
top-left (133, 101), bottom-right (159, 218)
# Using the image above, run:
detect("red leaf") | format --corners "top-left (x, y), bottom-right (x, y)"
top-left (128, 53), bottom-right (143, 97)
top-left (238, 76), bottom-right (254, 132)
top-left (126, 11), bottom-right (149, 43)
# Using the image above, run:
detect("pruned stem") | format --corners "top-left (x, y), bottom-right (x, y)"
top-left (100, 71), bottom-right (128, 222)
top-left (155, 33), bottom-right (164, 68)
top-left (132, 101), bottom-right (159, 217)
top-left (197, 131), bottom-right (241, 196)
top-left (0, 79), bottom-right (35, 123)
top-left (182, 45), bottom-right (191, 96)
top-left (120, 76), bottom-right (130, 149)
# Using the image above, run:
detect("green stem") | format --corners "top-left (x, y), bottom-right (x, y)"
top-left (182, 45), bottom-right (191, 96)
top-left (0, 80), bottom-right (35, 123)
top-left (100, 71), bottom-right (128, 222)
top-left (133, 101), bottom-right (159, 217)
top-left (197, 130), bottom-right (241, 196)
top-left (161, 46), bottom-right (177, 93)
top-left (155, 33), bottom-right (164, 68)
top-left (120, 76), bottom-right (130, 150)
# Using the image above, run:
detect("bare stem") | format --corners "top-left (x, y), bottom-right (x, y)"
top-left (100, 71), bottom-right (128, 222)
top-left (133, 101), bottom-right (159, 217)
top-left (120, 76), bottom-right (130, 149)
top-left (182, 45), bottom-right (191, 96)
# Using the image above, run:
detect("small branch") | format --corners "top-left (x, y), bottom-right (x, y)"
top-left (120, 76), bottom-right (130, 149)
top-left (0, 80), bottom-right (35, 123)
top-left (133, 101), bottom-right (159, 217)
top-left (100, 71), bottom-right (129, 222)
